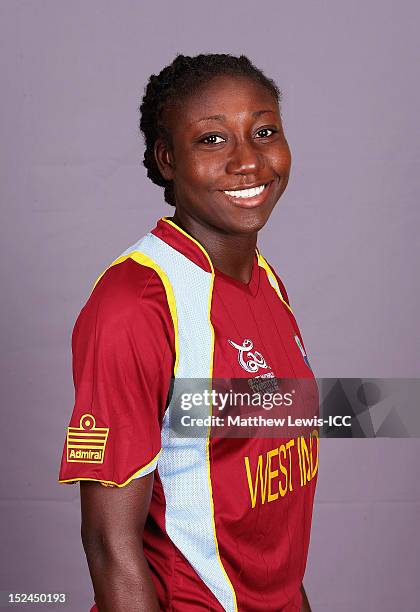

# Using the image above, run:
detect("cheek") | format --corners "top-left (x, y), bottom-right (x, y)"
top-left (179, 154), bottom-right (222, 189)
top-left (275, 146), bottom-right (292, 172)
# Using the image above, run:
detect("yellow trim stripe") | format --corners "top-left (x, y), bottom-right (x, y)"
top-left (257, 253), bottom-right (294, 315)
top-left (58, 449), bottom-right (162, 488)
top-left (161, 217), bottom-right (215, 272)
top-left (91, 251), bottom-right (179, 377)
top-left (204, 268), bottom-right (238, 610)
top-left (92, 254), bottom-right (131, 291)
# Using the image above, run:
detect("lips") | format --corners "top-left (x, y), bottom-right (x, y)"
top-left (219, 180), bottom-right (274, 208)
top-left (223, 184), bottom-right (266, 199)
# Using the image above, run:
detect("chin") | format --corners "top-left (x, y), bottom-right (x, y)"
top-left (223, 207), bottom-right (275, 235)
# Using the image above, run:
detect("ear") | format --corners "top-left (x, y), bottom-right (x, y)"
top-left (154, 139), bottom-right (175, 181)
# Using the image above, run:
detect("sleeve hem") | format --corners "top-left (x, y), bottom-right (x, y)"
top-left (57, 448), bottom-right (162, 488)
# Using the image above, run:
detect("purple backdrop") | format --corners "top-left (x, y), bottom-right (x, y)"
top-left (1, 1), bottom-right (419, 610)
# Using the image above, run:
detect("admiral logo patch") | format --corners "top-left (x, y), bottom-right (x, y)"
top-left (66, 413), bottom-right (109, 464)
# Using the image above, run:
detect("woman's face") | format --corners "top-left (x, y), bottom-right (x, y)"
top-left (156, 75), bottom-right (291, 235)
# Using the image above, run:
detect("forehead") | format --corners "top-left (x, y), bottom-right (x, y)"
top-left (167, 75), bottom-right (279, 129)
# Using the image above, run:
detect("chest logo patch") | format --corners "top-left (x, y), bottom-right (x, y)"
top-left (228, 338), bottom-right (270, 373)
top-left (66, 413), bottom-right (109, 464)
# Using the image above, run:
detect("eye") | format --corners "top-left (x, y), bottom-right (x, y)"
top-left (200, 134), bottom-right (226, 145)
top-left (255, 127), bottom-right (277, 138)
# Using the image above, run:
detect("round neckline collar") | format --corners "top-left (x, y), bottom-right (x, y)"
top-left (157, 218), bottom-right (260, 295)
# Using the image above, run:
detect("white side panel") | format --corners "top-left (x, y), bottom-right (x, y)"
top-left (122, 233), bottom-right (236, 612)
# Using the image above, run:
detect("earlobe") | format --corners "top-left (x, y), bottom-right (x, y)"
top-left (154, 140), bottom-right (175, 181)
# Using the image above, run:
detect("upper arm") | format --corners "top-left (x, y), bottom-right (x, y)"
top-left (80, 473), bottom-right (154, 545)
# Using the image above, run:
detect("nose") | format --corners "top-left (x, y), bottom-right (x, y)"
top-left (225, 138), bottom-right (264, 176)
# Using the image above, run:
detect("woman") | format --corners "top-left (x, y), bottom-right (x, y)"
top-left (59, 53), bottom-right (318, 611)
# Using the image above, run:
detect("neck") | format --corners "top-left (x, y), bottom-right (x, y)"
top-left (170, 211), bottom-right (257, 284)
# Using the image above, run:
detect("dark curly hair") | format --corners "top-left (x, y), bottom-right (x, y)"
top-left (139, 53), bottom-right (281, 206)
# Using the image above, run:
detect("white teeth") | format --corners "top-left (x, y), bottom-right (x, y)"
top-left (223, 184), bottom-right (266, 198)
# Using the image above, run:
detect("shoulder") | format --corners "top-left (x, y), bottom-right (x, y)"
top-left (73, 256), bottom-right (175, 344)
top-left (257, 252), bottom-right (290, 306)
top-left (269, 267), bottom-right (290, 306)
top-left (92, 256), bottom-right (167, 310)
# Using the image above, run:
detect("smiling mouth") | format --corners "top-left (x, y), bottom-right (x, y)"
top-left (223, 183), bottom-right (267, 198)
top-left (220, 181), bottom-right (274, 207)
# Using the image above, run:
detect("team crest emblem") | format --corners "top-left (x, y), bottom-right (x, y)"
top-left (66, 413), bottom-right (109, 464)
top-left (228, 338), bottom-right (270, 373)
top-left (294, 335), bottom-right (312, 370)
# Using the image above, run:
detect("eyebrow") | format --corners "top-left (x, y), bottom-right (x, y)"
top-left (194, 109), bottom-right (275, 124)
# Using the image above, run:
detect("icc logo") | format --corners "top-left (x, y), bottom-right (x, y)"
top-left (228, 338), bottom-right (270, 373)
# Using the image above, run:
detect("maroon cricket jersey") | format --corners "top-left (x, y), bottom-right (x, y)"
top-left (59, 217), bottom-right (318, 611)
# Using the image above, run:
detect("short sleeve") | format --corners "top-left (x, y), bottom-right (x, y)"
top-left (58, 258), bottom-right (175, 487)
